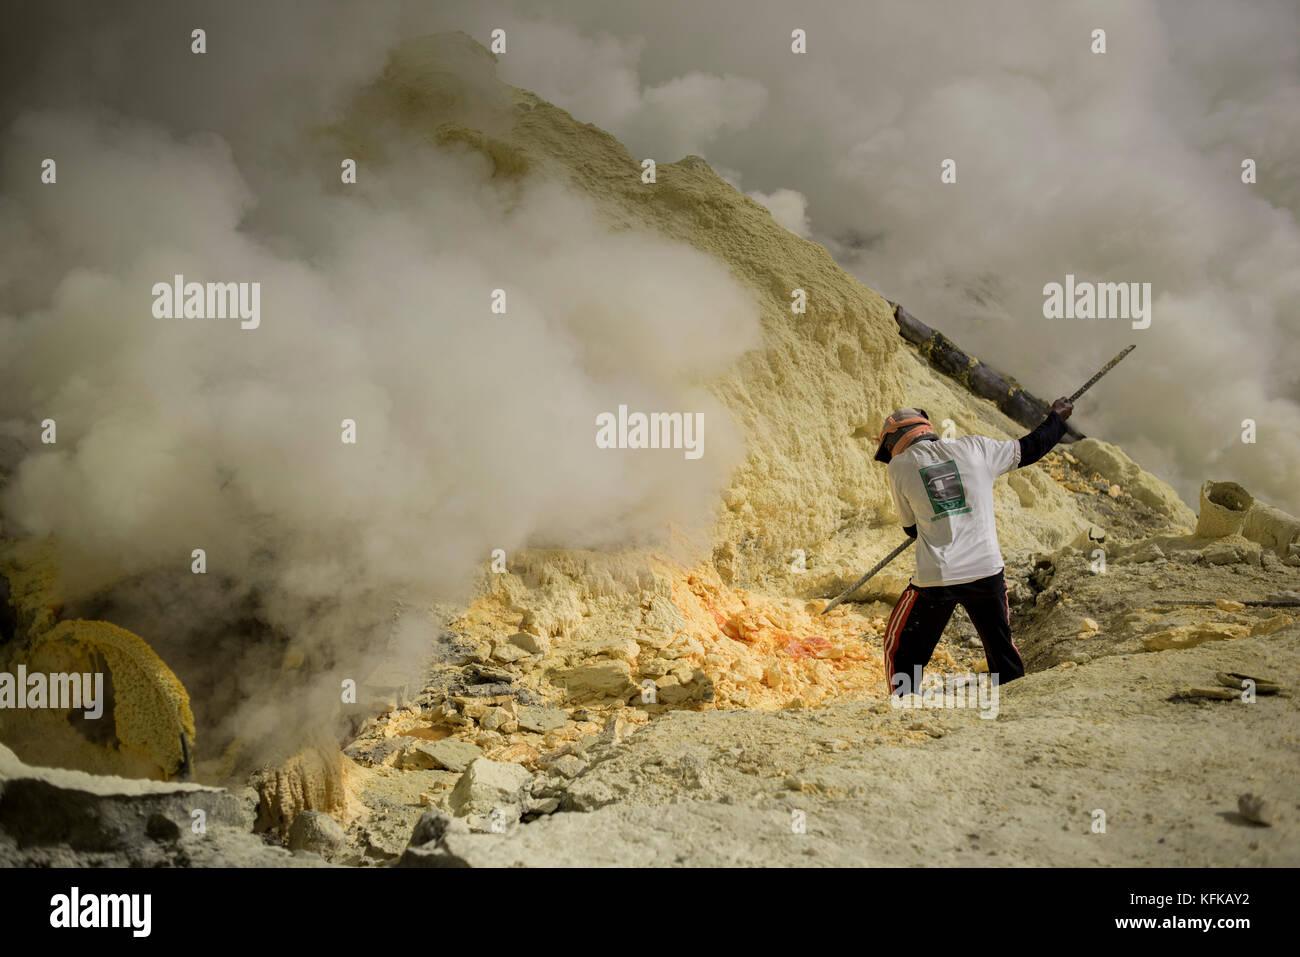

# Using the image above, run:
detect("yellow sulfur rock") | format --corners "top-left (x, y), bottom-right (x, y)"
top-left (1142, 623), bottom-right (1250, 651)
top-left (1250, 615), bottom-right (1294, 637)
top-left (250, 744), bottom-right (352, 834)
top-left (2, 619), bottom-right (195, 781)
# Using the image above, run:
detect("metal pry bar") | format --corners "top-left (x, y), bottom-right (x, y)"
top-left (820, 538), bottom-right (915, 615)
top-left (1069, 344), bottom-right (1136, 403)
top-left (1155, 599), bottom-right (1300, 607)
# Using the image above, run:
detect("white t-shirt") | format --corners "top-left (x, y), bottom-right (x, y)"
top-left (886, 435), bottom-right (1021, 587)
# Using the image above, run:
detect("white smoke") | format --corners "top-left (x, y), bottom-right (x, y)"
top-left (746, 188), bottom-right (813, 238)
top-left (0, 6), bottom-right (761, 762)
top-left (1, 109), bottom-right (758, 586)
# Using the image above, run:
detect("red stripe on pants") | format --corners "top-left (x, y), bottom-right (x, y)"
top-left (884, 586), bottom-right (918, 689)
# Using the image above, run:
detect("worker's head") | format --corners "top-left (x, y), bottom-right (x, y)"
top-left (874, 407), bottom-right (933, 462)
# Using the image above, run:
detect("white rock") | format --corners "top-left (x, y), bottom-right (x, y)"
top-left (448, 757), bottom-right (534, 822)
top-left (508, 631), bottom-right (550, 655)
top-left (397, 737), bottom-right (483, 773)
top-left (287, 810), bottom-right (346, 856)
top-left (1237, 793), bottom-right (1275, 826)
top-left (491, 641), bottom-right (529, 663)
top-left (516, 705), bottom-right (568, 733)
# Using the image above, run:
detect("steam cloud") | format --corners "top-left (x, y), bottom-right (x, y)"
top-left (0, 2), bottom-right (759, 761)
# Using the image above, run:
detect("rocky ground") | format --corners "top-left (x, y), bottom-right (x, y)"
top-left (5, 556), bottom-right (1294, 868)
top-left (0, 743), bottom-right (316, 867)
top-left (398, 624), bottom-right (1300, 867)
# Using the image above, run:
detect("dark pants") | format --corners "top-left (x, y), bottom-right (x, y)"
top-left (882, 570), bottom-right (1025, 695)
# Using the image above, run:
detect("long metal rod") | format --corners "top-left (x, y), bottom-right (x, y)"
top-left (1155, 599), bottom-right (1300, 607)
top-left (820, 539), bottom-right (914, 614)
top-left (1069, 344), bottom-right (1136, 402)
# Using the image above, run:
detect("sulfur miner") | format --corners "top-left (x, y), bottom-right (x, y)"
top-left (874, 398), bottom-right (1076, 695)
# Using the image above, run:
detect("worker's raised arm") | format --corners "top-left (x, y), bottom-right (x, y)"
top-left (1018, 397), bottom-right (1074, 468)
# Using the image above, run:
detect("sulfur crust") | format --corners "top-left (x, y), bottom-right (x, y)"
top-left (1, 541), bottom-right (195, 779)
top-left (0, 538), bottom-right (62, 640)
top-left (249, 744), bottom-right (353, 834)
top-left (30, 620), bottom-right (196, 777)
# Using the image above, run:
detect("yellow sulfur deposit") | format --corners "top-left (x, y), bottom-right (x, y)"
top-left (2, 620), bottom-right (195, 780)
top-left (1, 541), bottom-right (195, 780)
top-left (670, 565), bottom-right (887, 707)
top-left (250, 744), bottom-right (354, 834)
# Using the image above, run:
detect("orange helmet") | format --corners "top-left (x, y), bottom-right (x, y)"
top-left (874, 407), bottom-right (933, 462)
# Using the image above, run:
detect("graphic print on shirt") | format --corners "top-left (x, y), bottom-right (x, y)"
top-left (919, 459), bottom-right (971, 518)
